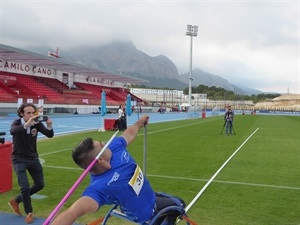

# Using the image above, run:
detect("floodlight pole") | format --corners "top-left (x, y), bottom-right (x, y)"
top-left (186, 24), bottom-right (198, 106)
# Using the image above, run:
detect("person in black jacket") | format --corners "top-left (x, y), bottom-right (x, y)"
top-left (8, 103), bottom-right (54, 224)
top-left (224, 105), bottom-right (235, 135)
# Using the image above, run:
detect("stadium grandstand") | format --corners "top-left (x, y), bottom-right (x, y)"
top-left (1, 44), bottom-right (252, 116)
top-left (0, 44), bottom-right (148, 116)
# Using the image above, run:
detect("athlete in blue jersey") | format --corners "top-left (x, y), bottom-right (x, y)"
top-left (51, 115), bottom-right (185, 225)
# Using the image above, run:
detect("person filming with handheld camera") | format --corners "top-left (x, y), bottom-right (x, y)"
top-left (8, 103), bottom-right (54, 224)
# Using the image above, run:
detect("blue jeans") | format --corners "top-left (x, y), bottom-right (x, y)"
top-left (12, 158), bottom-right (44, 214)
top-left (225, 121), bottom-right (233, 134)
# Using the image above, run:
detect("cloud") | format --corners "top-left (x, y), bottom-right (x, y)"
top-left (0, 0), bottom-right (299, 94)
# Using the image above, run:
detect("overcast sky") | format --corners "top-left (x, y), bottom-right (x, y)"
top-left (0, 0), bottom-right (299, 94)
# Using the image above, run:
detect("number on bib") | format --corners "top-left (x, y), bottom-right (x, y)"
top-left (128, 165), bottom-right (144, 196)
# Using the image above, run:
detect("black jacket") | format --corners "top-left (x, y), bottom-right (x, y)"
top-left (10, 119), bottom-right (54, 161)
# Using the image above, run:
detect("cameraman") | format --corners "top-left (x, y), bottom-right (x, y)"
top-left (224, 105), bottom-right (234, 135)
top-left (8, 103), bottom-right (54, 223)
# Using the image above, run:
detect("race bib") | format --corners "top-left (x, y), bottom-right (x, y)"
top-left (128, 165), bottom-right (144, 196)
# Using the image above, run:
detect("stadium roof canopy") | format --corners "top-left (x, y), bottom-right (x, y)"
top-left (0, 44), bottom-right (147, 84)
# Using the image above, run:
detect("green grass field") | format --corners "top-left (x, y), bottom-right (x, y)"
top-left (1, 114), bottom-right (299, 225)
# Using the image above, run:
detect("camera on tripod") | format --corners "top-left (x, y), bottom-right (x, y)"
top-left (0, 132), bottom-right (6, 144)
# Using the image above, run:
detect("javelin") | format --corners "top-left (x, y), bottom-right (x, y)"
top-left (43, 130), bottom-right (119, 225)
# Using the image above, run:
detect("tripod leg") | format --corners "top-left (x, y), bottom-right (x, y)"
top-left (220, 121), bottom-right (226, 135)
top-left (232, 124), bottom-right (236, 135)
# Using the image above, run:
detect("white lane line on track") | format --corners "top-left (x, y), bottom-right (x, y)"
top-left (42, 165), bottom-right (300, 191)
top-left (145, 118), bottom-right (220, 135)
top-left (40, 148), bottom-right (72, 156)
top-left (43, 165), bottom-right (82, 170)
top-left (184, 127), bottom-right (260, 212)
top-left (146, 174), bottom-right (300, 191)
top-left (39, 118), bottom-right (219, 156)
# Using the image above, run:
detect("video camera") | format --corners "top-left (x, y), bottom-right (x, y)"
top-left (226, 111), bottom-right (233, 117)
top-left (0, 132), bottom-right (6, 144)
top-left (35, 116), bottom-right (48, 122)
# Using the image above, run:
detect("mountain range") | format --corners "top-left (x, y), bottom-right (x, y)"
top-left (26, 41), bottom-right (262, 95)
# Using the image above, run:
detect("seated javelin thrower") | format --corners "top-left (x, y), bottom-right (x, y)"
top-left (51, 115), bottom-right (185, 225)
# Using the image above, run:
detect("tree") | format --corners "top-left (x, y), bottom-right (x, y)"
top-left (183, 84), bottom-right (280, 102)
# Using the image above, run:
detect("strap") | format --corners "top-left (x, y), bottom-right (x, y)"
top-left (182, 215), bottom-right (198, 225)
top-left (85, 217), bottom-right (105, 225)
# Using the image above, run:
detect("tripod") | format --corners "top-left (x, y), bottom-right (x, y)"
top-left (220, 120), bottom-right (236, 135)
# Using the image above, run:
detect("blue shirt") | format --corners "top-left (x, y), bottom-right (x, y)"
top-left (82, 137), bottom-right (155, 223)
